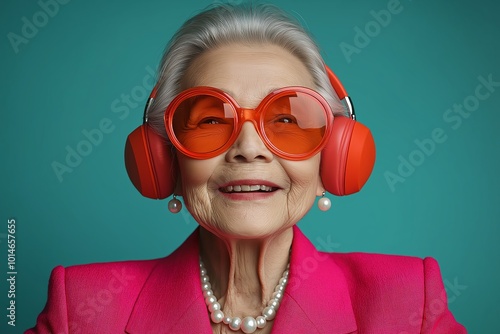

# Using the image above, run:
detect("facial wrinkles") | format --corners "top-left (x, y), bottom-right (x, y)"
top-left (195, 146), bottom-right (318, 237)
top-left (208, 159), bottom-right (315, 230)
top-left (283, 158), bottom-right (320, 221)
top-left (184, 164), bottom-right (260, 235)
top-left (179, 158), bottom-right (220, 231)
top-left (184, 185), bottom-right (212, 225)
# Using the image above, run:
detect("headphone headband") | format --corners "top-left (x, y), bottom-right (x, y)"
top-left (324, 65), bottom-right (355, 120)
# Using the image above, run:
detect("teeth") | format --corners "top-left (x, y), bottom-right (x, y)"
top-left (222, 185), bottom-right (274, 192)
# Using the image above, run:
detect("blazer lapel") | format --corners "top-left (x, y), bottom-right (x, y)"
top-left (272, 226), bottom-right (357, 334)
top-left (125, 229), bottom-right (212, 334)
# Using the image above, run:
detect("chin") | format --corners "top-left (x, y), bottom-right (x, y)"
top-left (209, 217), bottom-right (290, 241)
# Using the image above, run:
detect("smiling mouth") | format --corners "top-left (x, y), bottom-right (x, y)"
top-left (220, 185), bottom-right (277, 193)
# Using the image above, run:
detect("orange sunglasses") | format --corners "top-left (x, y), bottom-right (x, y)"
top-left (163, 86), bottom-right (334, 161)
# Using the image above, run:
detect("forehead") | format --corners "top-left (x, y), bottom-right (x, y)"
top-left (183, 43), bottom-right (315, 108)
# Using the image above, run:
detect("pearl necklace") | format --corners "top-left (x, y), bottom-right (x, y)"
top-left (199, 258), bottom-right (290, 333)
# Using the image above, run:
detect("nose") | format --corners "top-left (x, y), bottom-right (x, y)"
top-left (225, 122), bottom-right (273, 163)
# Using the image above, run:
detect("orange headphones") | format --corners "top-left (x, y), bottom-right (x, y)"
top-left (124, 65), bottom-right (376, 199)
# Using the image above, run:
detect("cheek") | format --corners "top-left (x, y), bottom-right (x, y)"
top-left (281, 157), bottom-right (322, 214)
top-left (284, 157), bottom-right (321, 189)
top-left (176, 156), bottom-right (219, 222)
top-left (282, 157), bottom-right (321, 226)
top-left (177, 155), bottom-right (218, 191)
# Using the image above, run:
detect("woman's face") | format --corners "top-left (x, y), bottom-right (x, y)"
top-left (176, 43), bottom-right (324, 239)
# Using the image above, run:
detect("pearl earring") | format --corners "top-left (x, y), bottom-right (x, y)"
top-left (317, 192), bottom-right (331, 211)
top-left (168, 195), bottom-right (182, 213)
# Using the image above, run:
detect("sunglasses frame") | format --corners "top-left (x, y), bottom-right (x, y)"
top-left (164, 86), bottom-right (334, 161)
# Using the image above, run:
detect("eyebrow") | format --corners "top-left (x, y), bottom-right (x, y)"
top-left (221, 86), bottom-right (283, 102)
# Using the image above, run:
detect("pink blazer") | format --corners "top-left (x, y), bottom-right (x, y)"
top-left (26, 226), bottom-right (466, 333)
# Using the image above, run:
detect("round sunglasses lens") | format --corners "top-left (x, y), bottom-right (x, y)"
top-left (171, 95), bottom-right (235, 154)
top-left (263, 92), bottom-right (327, 155)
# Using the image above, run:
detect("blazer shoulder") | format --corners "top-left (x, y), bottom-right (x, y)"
top-left (322, 252), bottom-right (466, 333)
top-left (326, 252), bottom-right (454, 297)
top-left (62, 257), bottom-right (165, 309)
top-left (326, 251), bottom-right (432, 306)
top-left (64, 257), bottom-right (162, 284)
top-left (328, 251), bottom-right (426, 281)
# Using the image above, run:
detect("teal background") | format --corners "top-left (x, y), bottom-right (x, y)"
top-left (1, 0), bottom-right (499, 332)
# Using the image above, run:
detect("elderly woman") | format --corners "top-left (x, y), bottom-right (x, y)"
top-left (27, 3), bottom-right (466, 334)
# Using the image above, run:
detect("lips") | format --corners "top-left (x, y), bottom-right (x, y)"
top-left (220, 184), bottom-right (275, 193)
top-left (219, 180), bottom-right (280, 194)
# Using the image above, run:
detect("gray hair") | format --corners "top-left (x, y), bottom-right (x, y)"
top-left (147, 2), bottom-right (346, 138)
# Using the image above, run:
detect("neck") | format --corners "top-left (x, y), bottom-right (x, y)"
top-left (199, 226), bottom-right (293, 317)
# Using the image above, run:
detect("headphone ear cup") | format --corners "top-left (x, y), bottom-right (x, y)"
top-left (321, 117), bottom-right (376, 196)
top-left (124, 124), bottom-right (176, 199)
